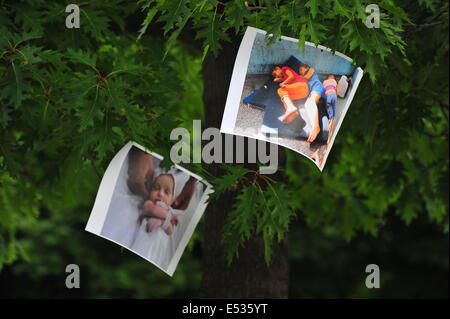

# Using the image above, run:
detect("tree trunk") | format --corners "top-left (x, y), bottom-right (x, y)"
top-left (199, 36), bottom-right (289, 298)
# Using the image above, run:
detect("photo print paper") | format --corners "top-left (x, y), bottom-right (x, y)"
top-left (85, 141), bottom-right (213, 276)
top-left (220, 27), bottom-right (364, 170)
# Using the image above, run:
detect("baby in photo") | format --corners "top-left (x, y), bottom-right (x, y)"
top-left (139, 173), bottom-right (179, 235)
top-left (131, 168), bottom-right (189, 268)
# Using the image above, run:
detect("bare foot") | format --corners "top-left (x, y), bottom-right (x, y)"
top-left (319, 154), bottom-right (325, 167)
top-left (327, 119), bottom-right (335, 145)
top-left (307, 125), bottom-right (320, 143)
top-left (311, 149), bottom-right (320, 162)
top-left (283, 109), bottom-right (299, 123)
top-left (278, 107), bottom-right (294, 122)
top-left (278, 108), bottom-right (299, 123)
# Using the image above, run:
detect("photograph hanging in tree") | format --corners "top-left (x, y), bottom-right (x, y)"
top-left (85, 141), bottom-right (213, 276)
top-left (221, 27), bottom-right (364, 170)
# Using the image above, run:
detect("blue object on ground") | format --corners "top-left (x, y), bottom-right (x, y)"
top-left (243, 90), bottom-right (258, 105)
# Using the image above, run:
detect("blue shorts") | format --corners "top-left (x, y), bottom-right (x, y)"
top-left (325, 93), bottom-right (337, 119)
top-left (308, 73), bottom-right (325, 96)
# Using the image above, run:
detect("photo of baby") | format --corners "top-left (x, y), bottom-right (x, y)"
top-left (220, 27), bottom-right (364, 170)
top-left (85, 142), bottom-right (212, 276)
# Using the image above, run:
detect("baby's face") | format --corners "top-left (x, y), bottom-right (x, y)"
top-left (149, 175), bottom-right (174, 205)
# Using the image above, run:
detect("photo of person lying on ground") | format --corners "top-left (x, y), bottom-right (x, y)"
top-left (221, 27), bottom-right (364, 170)
top-left (85, 142), bottom-right (212, 276)
top-left (271, 65), bottom-right (309, 123)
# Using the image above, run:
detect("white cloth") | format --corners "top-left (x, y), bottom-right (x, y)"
top-left (338, 75), bottom-right (349, 98)
top-left (101, 156), bottom-right (143, 248)
top-left (301, 92), bottom-right (320, 134)
top-left (131, 218), bottom-right (172, 269)
top-left (130, 170), bottom-right (200, 270)
top-left (299, 108), bottom-right (312, 133)
top-left (131, 202), bottom-right (186, 270)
